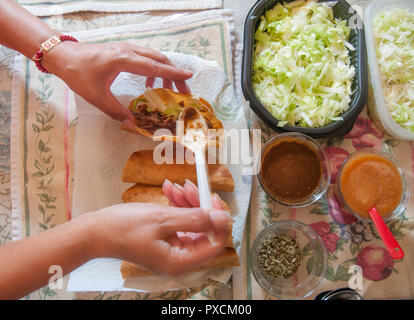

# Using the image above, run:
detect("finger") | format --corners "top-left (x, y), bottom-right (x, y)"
top-left (159, 207), bottom-right (211, 235)
top-left (176, 232), bottom-right (206, 246)
top-left (182, 180), bottom-right (224, 210)
top-left (162, 180), bottom-right (181, 207)
top-left (128, 45), bottom-right (171, 65)
top-left (122, 55), bottom-right (193, 81)
top-left (168, 198), bottom-right (180, 207)
top-left (129, 46), bottom-right (192, 93)
top-left (171, 183), bottom-right (192, 208)
top-left (211, 193), bottom-right (225, 211)
top-left (177, 231), bottom-right (205, 241)
top-left (183, 180), bottom-right (200, 207)
top-left (127, 45), bottom-right (192, 92)
top-left (102, 90), bottom-right (135, 123)
top-left (122, 119), bottom-right (135, 130)
top-left (164, 212), bottom-right (230, 274)
top-left (176, 231), bottom-right (186, 238)
top-left (170, 240), bottom-right (224, 276)
top-left (129, 45), bottom-right (191, 88)
top-left (163, 79), bottom-right (173, 90)
top-left (159, 207), bottom-right (230, 235)
top-left (162, 179), bottom-right (174, 200)
top-left (174, 81), bottom-right (191, 94)
top-left (146, 77), bottom-right (155, 88)
top-left (168, 233), bottom-right (183, 248)
top-left (163, 180), bottom-right (186, 207)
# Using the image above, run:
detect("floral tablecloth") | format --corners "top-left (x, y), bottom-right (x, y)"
top-left (2, 0), bottom-right (414, 300)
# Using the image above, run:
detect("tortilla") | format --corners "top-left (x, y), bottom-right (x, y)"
top-left (122, 184), bottom-right (170, 206)
top-left (120, 88), bottom-right (224, 140)
top-left (120, 247), bottom-right (239, 278)
top-left (122, 150), bottom-right (234, 192)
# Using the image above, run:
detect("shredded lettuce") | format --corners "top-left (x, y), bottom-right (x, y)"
top-left (130, 98), bottom-right (147, 110)
top-left (143, 89), bottom-right (169, 112)
top-left (252, 0), bottom-right (355, 128)
top-left (374, 9), bottom-right (414, 132)
top-left (163, 107), bottom-right (182, 116)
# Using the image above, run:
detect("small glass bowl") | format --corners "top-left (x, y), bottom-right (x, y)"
top-left (251, 220), bottom-right (328, 300)
top-left (336, 148), bottom-right (409, 222)
top-left (257, 132), bottom-right (331, 207)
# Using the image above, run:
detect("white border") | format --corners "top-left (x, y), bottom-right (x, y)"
top-left (21, 0), bottom-right (223, 16)
top-left (10, 54), bottom-right (25, 241)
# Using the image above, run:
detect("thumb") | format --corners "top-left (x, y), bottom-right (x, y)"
top-left (102, 90), bottom-right (135, 124)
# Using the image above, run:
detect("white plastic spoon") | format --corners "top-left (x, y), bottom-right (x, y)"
top-left (177, 106), bottom-right (215, 243)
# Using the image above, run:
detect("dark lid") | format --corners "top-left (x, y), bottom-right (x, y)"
top-left (315, 288), bottom-right (363, 300)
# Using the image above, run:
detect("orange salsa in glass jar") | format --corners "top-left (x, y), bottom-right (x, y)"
top-left (338, 150), bottom-right (404, 220)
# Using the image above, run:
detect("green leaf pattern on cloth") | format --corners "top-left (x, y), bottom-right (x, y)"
top-left (32, 74), bottom-right (57, 231)
top-left (159, 36), bottom-right (212, 58)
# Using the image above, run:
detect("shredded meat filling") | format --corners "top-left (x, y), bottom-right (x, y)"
top-left (132, 105), bottom-right (177, 135)
top-left (131, 103), bottom-right (214, 134)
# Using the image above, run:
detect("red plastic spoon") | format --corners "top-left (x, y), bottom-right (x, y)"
top-left (368, 206), bottom-right (404, 260)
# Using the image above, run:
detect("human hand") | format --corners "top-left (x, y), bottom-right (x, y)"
top-left (162, 179), bottom-right (226, 210)
top-left (42, 41), bottom-right (192, 125)
top-left (90, 202), bottom-right (231, 277)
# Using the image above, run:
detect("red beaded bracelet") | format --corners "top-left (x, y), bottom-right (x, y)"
top-left (31, 35), bottom-right (78, 74)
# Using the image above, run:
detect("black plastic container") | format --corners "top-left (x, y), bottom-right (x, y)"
top-left (314, 287), bottom-right (363, 300)
top-left (242, 0), bottom-right (368, 138)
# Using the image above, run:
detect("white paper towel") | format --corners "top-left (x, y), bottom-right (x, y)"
top-left (67, 52), bottom-right (252, 292)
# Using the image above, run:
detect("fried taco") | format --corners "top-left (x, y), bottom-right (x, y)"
top-left (121, 88), bottom-right (224, 140)
top-left (121, 247), bottom-right (239, 278)
top-left (122, 150), bottom-right (234, 192)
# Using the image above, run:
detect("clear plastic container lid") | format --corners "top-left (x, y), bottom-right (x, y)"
top-left (364, 0), bottom-right (414, 140)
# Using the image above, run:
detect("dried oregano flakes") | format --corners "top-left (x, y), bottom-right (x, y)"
top-left (257, 234), bottom-right (302, 279)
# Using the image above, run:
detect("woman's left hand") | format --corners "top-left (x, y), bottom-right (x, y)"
top-left (42, 41), bottom-right (192, 125)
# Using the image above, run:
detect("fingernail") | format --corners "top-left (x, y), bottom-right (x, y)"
top-left (212, 193), bottom-right (221, 203)
top-left (209, 210), bottom-right (232, 222)
top-left (210, 209), bottom-right (234, 223)
top-left (206, 231), bottom-right (217, 245)
top-left (184, 82), bottom-right (191, 94)
top-left (122, 119), bottom-right (134, 129)
top-left (208, 211), bottom-right (231, 242)
top-left (146, 77), bottom-right (155, 88)
top-left (184, 179), bottom-right (197, 190)
top-left (162, 179), bottom-right (173, 190)
top-left (174, 183), bottom-right (184, 190)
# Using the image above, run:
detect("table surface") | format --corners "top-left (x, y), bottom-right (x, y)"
top-left (1, 0), bottom-right (413, 300)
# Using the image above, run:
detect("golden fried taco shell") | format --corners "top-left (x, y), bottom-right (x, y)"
top-left (121, 88), bottom-right (223, 142)
top-left (122, 150), bottom-right (234, 192)
top-left (120, 247), bottom-right (239, 279)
